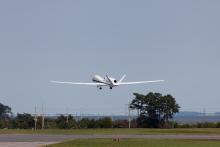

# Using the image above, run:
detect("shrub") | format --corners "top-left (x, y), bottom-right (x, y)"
top-left (88, 119), bottom-right (99, 128)
top-left (99, 117), bottom-right (113, 128)
top-left (113, 120), bottom-right (128, 128)
top-left (216, 122), bottom-right (220, 128)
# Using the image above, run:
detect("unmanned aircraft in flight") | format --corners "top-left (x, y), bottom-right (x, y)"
top-left (51, 75), bottom-right (164, 90)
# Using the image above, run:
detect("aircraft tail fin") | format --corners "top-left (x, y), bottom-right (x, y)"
top-left (119, 74), bottom-right (126, 83)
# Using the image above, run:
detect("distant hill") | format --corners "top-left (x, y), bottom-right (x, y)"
top-left (46, 111), bottom-right (220, 123)
top-left (175, 111), bottom-right (203, 116)
top-left (214, 112), bottom-right (220, 116)
top-left (174, 111), bottom-right (220, 123)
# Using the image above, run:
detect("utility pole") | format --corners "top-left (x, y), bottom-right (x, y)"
top-left (66, 107), bottom-right (69, 123)
top-left (126, 103), bottom-right (131, 128)
top-left (76, 112), bottom-right (78, 121)
top-left (34, 106), bottom-right (37, 130)
top-left (66, 115), bottom-right (69, 123)
top-left (203, 108), bottom-right (206, 116)
top-left (41, 104), bottom-right (44, 130)
top-left (128, 104), bottom-right (131, 129)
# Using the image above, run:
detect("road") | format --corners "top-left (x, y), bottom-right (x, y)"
top-left (1, 134), bottom-right (220, 147)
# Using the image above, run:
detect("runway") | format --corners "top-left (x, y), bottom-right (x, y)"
top-left (1, 134), bottom-right (220, 142)
top-left (0, 142), bottom-right (57, 147)
top-left (1, 134), bottom-right (220, 147)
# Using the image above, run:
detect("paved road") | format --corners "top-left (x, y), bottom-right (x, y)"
top-left (1, 134), bottom-right (220, 142)
top-left (0, 142), bottom-right (57, 147)
top-left (1, 134), bottom-right (220, 147)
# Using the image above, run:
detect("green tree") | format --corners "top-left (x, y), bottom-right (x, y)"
top-left (78, 118), bottom-right (90, 128)
top-left (56, 115), bottom-right (76, 129)
top-left (88, 119), bottom-right (99, 128)
top-left (0, 102), bottom-right (12, 119)
top-left (0, 102), bottom-right (12, 128)
top-left (15, 113), bottom-right (34, 129)
top-left (99, 117), bottom-right (113, 128)
top-left (130, 93), bottom-right (145, 116)
top-left (130, 92), bottom-right (180, 128)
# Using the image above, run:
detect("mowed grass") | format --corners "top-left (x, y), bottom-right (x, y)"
top-left (1, 128), bottom-right (220, 135)
top-left (46, 139), bottom-right (220, 147)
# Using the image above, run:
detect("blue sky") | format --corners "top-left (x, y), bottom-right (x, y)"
top-left (0, 0), bottom-right (220, 115)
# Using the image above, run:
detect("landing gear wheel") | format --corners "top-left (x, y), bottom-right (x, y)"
top-left (99, 87), bottom-right (102, 90)
top-left (110, 87), bottom-right (113, 89)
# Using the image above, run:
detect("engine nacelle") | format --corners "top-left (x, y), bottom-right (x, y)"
top-left (108, 77), bottom-right (117, 84)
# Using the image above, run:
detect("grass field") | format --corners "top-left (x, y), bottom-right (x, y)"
top-left (46, 139), bottom-right (220, 147)
top-left (1, 128), bottom-right (220, 135)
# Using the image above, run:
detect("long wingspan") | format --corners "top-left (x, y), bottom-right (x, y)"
top-left (118, 80), bottom-right (164, 85)
top-left (50, 81), bottom-right (106, 86)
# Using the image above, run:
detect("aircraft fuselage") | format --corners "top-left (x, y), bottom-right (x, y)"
top-left (92, 75), bottom-right (118, 89)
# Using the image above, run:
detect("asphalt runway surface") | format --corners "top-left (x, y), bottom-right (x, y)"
top-left (1, 134), bottom-right (220, 147)
top-left (0, 142), bottom-right (57, 147)
top-left (1, 134), bottom-right (220, 141)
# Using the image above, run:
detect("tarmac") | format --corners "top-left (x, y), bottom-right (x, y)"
top-left (1, 134), bottom-right (220, 147)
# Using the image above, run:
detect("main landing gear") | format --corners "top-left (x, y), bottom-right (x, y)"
top-left (97, 86), bottom-right (113, 90)
top-left (97, 86), bottom-right (102, 90)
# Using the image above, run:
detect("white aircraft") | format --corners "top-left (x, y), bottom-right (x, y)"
top-left (51, 75), bottom-right (164, 90)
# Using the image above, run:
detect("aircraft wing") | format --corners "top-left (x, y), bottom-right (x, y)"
top-left (118, 80), bottom-right (164, 85)
top-left (50, 81), bottom-right (106, 86)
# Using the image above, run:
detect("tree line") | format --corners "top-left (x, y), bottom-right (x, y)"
top-left (0, 113), bottom-right (114, 129)
top-left (1, 92), bottom-right (219, 129)
top-left (0, 103), bottom-right (116, 129)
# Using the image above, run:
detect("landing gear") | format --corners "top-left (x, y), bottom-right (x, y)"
top-left (110, 87), bottom-right (113, 89)
top-left (97, 85), bottom-right (102, 90)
